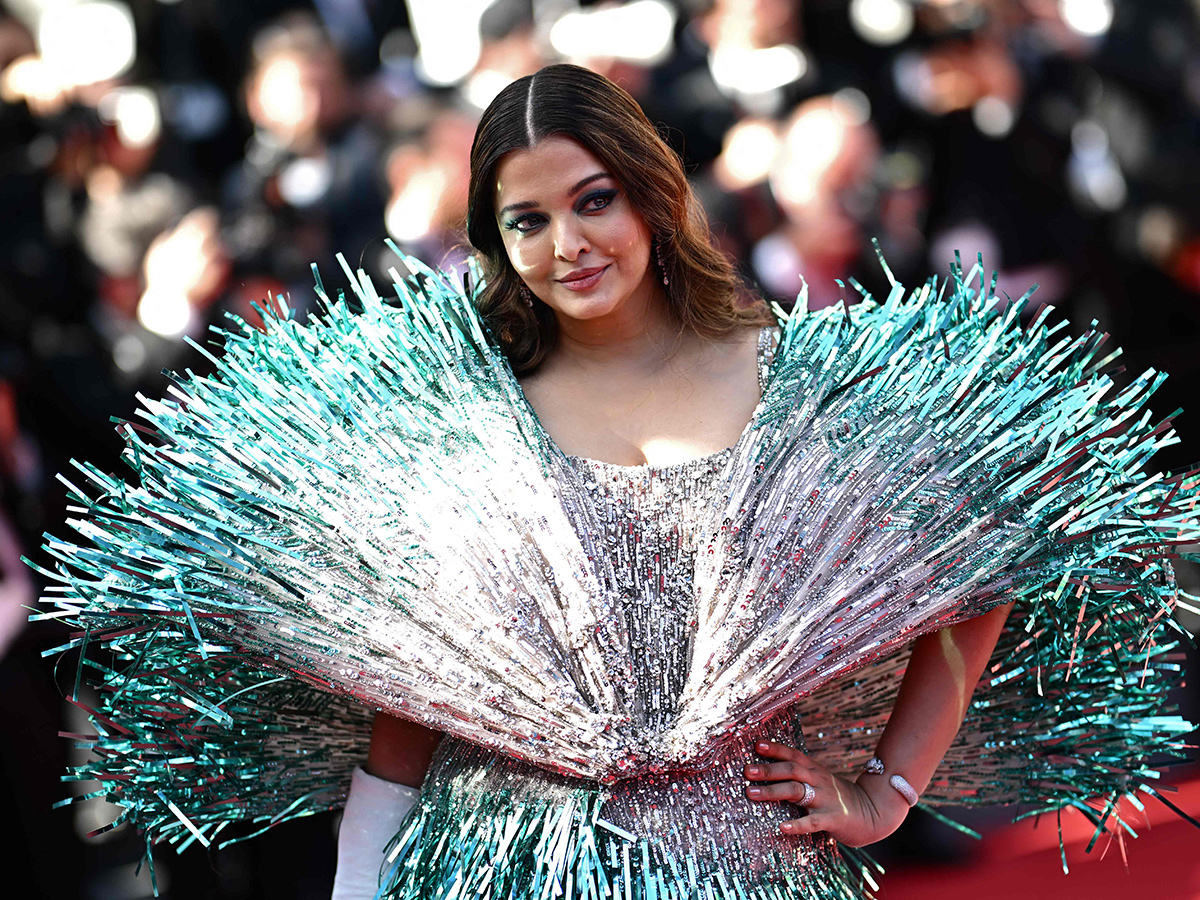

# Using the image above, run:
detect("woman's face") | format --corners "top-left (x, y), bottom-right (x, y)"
top-left (493, 135), bottom-right (656, 324)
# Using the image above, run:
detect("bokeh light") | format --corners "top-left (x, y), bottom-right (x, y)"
top-left (37, 1), bottom-right (136, 87)
top-left (1059, 0), bottom-right (1115, 37)
top-left (849, 0), bottom-right (915, 46)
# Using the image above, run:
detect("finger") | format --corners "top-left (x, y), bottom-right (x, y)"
top-left (745, 781), bottom-right (816, 805)
top-left (780, 814), bottom-right (825, 835)
top-left (744, 760), bottom-right (817, 783)
top-left (753, 740), bottom-right (810, 765)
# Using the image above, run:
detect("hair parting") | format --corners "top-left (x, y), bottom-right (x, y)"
top-left (524, 71), bottom-right (537, 146)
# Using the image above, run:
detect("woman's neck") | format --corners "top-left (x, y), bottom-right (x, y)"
top-left (550, 280), bottom-right (685, 372)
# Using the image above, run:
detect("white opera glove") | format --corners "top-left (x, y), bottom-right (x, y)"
top-left (331, 766), bottom-right (421, 900)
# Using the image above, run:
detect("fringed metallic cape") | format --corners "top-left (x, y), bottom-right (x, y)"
top-left (29, 247), bottom-right (1198, 897)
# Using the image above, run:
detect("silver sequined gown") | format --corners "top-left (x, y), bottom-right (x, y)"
top-left (404, 328), bottom-right (849, 896)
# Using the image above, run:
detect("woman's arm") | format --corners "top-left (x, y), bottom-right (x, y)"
top-left (746, 601), bottom-right (1014, 847)
top-left (331, 714), bottom-right (443, 900)
top-left (853, 601), bottom-right (1014, 827)
top-left (365, 711), bottom-right (443, 787)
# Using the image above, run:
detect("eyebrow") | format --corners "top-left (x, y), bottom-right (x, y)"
top-left (498, 172), bottom-right (613, 218)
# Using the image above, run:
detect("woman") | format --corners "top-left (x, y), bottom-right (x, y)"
top-left (326, 65), bottom-right (1185, 898)
top-left (41, 65), bottom-right (1194, 900)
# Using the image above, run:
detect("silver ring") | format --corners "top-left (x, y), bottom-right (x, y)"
top-left (889, 774), bottom-right (919, 807)
top-left (799, 782), bottom-right (815, 807)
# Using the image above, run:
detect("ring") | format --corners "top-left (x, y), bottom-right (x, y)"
top-left (799, 782), bottom-right (815, 807)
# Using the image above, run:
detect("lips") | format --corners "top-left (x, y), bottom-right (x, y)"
top-left (556, 264), bottom-right (609, 291)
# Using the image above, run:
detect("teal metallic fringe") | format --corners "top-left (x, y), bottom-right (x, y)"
top-left (26, 245), bottom-right (1198, 895)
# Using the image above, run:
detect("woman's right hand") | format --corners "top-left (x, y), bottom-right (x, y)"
top-left (745, 740), bottom-right (910, 848)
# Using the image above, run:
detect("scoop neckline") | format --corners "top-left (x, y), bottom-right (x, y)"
top-left (516, 325), bottom-right (777, 474)
top-left (565, 433), bottom-right (741, 474)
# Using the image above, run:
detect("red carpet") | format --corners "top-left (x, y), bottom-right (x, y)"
top-left (880, 777), bottom-right (1200, 900)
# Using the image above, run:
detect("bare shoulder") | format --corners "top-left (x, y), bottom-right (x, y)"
top-left (515, 356), bottom-right (556, 404)
top-left (700, 323), bottom-right (769, 376)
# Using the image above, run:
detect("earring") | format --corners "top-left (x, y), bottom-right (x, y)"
top-left (655, 240), bottom-right (669, 287)
top-left (520, 285), bottom-right (534, 308)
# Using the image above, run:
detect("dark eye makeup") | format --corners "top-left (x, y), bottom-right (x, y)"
top-left (503, 188), bottom-right (620, 234)
top-left (579, 188), bottom-right (618, 212)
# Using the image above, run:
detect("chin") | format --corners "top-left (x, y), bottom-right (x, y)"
top-left (549, 288), bottom-right (626, 320)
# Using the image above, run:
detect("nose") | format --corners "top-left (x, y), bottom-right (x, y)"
top-left (552, 218), bottom-right (589, 262)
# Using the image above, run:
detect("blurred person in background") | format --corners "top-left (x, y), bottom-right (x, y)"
top-left (752, 93), bottom-right (884, 308)
top-left (381, 103), bottom-right (478, 271)
top-left (693, 0), bottom-right (813, 116)
top-left (222, 10), bottom-right (387, 315)
top-left (891, 0), bottom-right (1078, 309)
top-left (74, 93), bottom-right (195, 327)
top-left (461, 0), bottom-right (545, 111)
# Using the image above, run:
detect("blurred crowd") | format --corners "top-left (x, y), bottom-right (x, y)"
top-left (1, 0), bottom-right (1199, 897)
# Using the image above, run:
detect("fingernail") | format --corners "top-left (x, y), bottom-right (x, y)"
top-left (746, 766), bottom-right (761, 777)
top-left (780, 821), bottom-right (794, 832)
top-left (746, 787), bottom-right (762, 797)
top-left (756, 741), bottom-right (770, 752)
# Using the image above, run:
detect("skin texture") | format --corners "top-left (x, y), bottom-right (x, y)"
top-left (365, 712), bottom-right (441, 787)
top-left (496, 136), bottom-right (657, 330)
top-left (367, 133), bottom-right (1014, 850)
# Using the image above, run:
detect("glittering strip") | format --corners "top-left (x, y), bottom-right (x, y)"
top-left (378, 771), bottom-right (873, 900)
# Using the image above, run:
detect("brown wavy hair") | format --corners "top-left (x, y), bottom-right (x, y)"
top-left (466, 63), bottom-right (773, 374)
